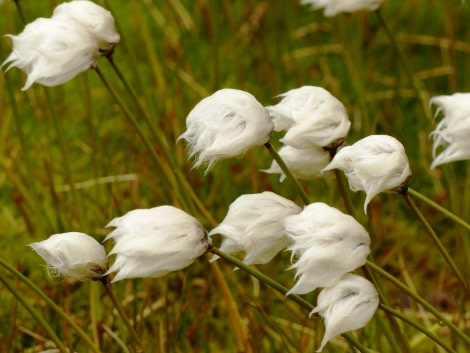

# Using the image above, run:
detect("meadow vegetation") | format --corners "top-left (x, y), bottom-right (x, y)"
top-left (1, 0), bottom-right (470, 352)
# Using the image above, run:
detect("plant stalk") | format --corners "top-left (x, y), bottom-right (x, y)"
top-left (264, 142), bottom-right (311, 205)
top-left (102, 278), bottom-right (144, 353)
top-left (402, 191), bottom-right (468, 289)
top-left (0, 272), bottom-right (69, 353)
top-left (0, 259), bottom-right (102, 353)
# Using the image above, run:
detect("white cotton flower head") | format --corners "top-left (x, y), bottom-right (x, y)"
top-left (178, 88), bottom-right (274, 171)
top-left (429, 93), bottom-right (470, 169)
top-left (209, 192), bottom-right (302, 265)
top-left (285, 203), bottom-right (370, 295)
top-left (267, 86), bottom-right (350, 150)
top-left (29, 232), bottom-right (108, 281)
top-left (52, 0), bottom-right (120, 55)
top-left (311, 274), bottom-right (379, 352)
top-left (2, 18), bottom-right (97, 90)
top-left (301, 0), bottom-right (385, 17)
top-left (262, 144), bottom-right (332, 182)
top-left (105, 206), bottom-right (208, 282)
top-left (322, 135), bottom-right (412, 214)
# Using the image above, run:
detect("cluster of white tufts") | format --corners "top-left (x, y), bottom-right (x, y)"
top-left (2, 0), bottom-right (120, 90)
top-left (264, 85), bottom-right (350, 182)
top-left (209, 194), bottom-right (378, 351)
top-left (30, 206), bottom-right (209, 283)
top-left (21, 0), bottom-right (467, 351)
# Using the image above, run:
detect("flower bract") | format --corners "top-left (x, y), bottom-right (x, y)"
top-left (430, 92), bottom-right (470, 169)
top-left (322, 134), bottom-right (411, 214)
top-left (209, 191), bottom-right (302, 265)
top-left (2, 18), bottom-right (97, 90)
top-left (52, 0), bottom-right (120, 55)
top-left (285, 203), bottom-right (370, 295)
top-left (178, 88), bottom-right (274, 171)
top-left (2, 0), bottom-right (119, 90)
top-left (266, 86), bottom-right (350, 150)
top-left (105, 206), bottom-right (208, 282)
top-left (311, 274), bottom-right (379, 352)
top-left (29, 232), bottom-right (108, 281)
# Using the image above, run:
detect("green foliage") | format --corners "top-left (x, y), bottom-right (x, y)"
top-left (1, 0), bottom-right (470, 352)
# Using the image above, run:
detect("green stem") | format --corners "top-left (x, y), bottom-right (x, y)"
top-left (0, 259), bottom-right (102, 353)
top-left (13, 0), bottom-right (26, 25)
top-left (0, 272), bottom-right (69, 353)
top-left (210, 247), bottom-right (370, 353)
top-left (44, 88), bottom-right (83, 226)
top-left (375, 9), bottom-right (432, 120)
top-left (106, 56), bottom-right (170, 155)
top-left (334, 169), bottom-right (356, 218)
top-left (408, 187), bottom-right (470, 232)
top-left (100, 59), bottom-right (246, 350)
top-left (104, 58), bottom-right (217, 225)
top-left (367, 260), bottom-right (470, 346)
top-left (363, 264), bottom-right (409, 352)
top-left (1, 43), bottom-right (52, 233)
top-left (402, 191), bottom-right (468, 289)
top-left (379, 303), bottom-right (456, 353)
top-left (94, 67), bottom-right (180, 196)
top-left (264, 142), bottom-right (311, 205)
top-left (102, 279), bottom-right (144, 353)
top-left (210, 246), bottom-right (311, 309)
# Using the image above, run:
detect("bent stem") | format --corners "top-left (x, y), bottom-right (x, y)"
top-left (375, 9), bottom-right (432, 120)
top-left (379, 303), bottom-right (456, 353)
top-left (93, 67), bottom-right (181, 198)
top-left (363, 264), bottom-right (410, 352)
top-left (408, 187), bottom-right (470, 232)
top-left (401, 191), bottom-right (468, 289)
top-left (0, 259), bottom-right (101, 353)
top-left (0, 272), bottom-right (69, 353)
top-left (264, 142), bottom-right (311, 205)
top-left (367, 260), bottom-right (470, 346)
top-left (101, 278), bottom-right (143, 353)
top-left (209, 246), bottom-right (370, 353)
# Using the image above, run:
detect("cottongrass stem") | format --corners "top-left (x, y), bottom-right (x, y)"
top-left (264, 142), bottom-right (311, 205)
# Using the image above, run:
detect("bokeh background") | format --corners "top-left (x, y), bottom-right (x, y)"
top-left (1, 0), bottom-right (470, 351)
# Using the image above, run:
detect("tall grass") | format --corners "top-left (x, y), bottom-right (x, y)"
top-left (1, 0), bottom-right (470, 352)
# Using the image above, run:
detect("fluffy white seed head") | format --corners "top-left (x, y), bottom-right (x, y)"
top-left (285, 203), bottom-right (370, 295)
top-left (301, 0), bottom-right (385, 17)
top-left (311, 274), bottom-right (379, 352)
top-left (52, 0), bottom-right (120, 55)
top-left (29, 232), bottom-right (108, 281)
top-left (262, 144), bottom-right (332, 182)
top-left (105, 206), bottom-right (208, 282)
top-left (267, 86), bottom-right (350, 149)
top-left (209, 191), bottom-right (302, 265)
top-left (2, 18), bottom-right (97, 90)
top-left (178, 88), bottom-right (274, 171)
top-left (430, 93), bottom-right (470, 169)
top-left (322, 135), bottom-right (411, 214)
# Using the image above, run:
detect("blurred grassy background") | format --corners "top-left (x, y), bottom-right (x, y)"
top-left (1, 0), bottom-right (470, 351)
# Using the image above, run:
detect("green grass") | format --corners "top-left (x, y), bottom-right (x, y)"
top-left (1, 0), bottom-right (470, 352)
